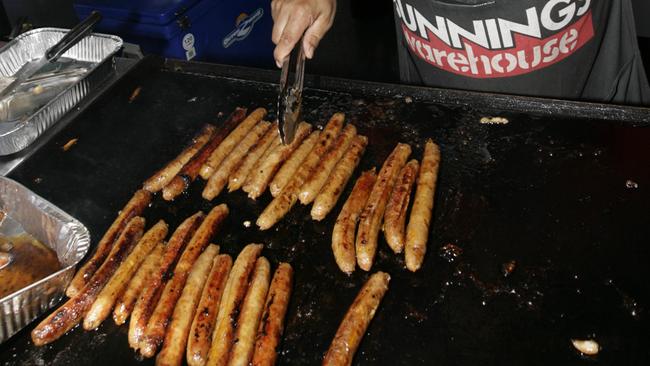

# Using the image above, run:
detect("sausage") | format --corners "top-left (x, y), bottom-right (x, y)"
top-left (129, 212), bottom-right (205, 351)
top-left (228, 123), bottom-right (278, 192)
top-left (383, 159), bottom-right (419, 254)
top-left (162, 108), bottom-right (248, 201)
top-left (113, 243), bottom-right (164, 326)
top-left (322, 271), bottom-right (390, 366)
top-left (298, 124), bottom-right (357, 205)
top-left (227, 257), bottom-right (271, 366)
top-left (268, 130), bottom-right (321, 197)
top-left (206, 243), bottom-right (263, 366)
top-left (84, 220), bottom-right (168, 330)
top-left (242, 122), bottom-right (312, 200)
top-left (200, 108), bottom-right (267, 180)
top-left (144, 124), bottom-right (216, 192)
top-left (311, 135), bottom-right (368, 221)
top-left (67, 190), bottom-right (152, 297)
top-left (356, 143), bottom-right (411, 271)
top-left (140, 205), bottom-right (229, 358)
top-left (257, 114), bottom-right (345, 230)
top-left (156, 245), bottom-right (220, 366)
top-left (203, 121), bottom-right (272, 200)
top-left (331, 169), bottom-right (376, 274)
top-left (187, 255), bottom-right (233, 366)
top-left (31, 217), bottom-right (145, 346)
top-left (405, 140), bottom-right (441, 272)
top-left (251, 263), bottom-right (293, 366)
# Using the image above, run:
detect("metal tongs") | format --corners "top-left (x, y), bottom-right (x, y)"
top-left (0, 11), bottom-right (102, 100)
top-left (277, 38), bottom-right (306, 145)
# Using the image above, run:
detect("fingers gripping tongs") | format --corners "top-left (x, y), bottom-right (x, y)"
top-left (277, 38), bottom-right (305, 145)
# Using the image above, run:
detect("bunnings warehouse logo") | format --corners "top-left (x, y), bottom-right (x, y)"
top-left (223, 8), bottom-right (264, 48)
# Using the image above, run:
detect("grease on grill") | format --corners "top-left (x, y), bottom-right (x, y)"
top-left (0, 234), bottom-right (62, 298)
top-left (439, 243), bottom-right (463, 263)
top-left (501, 260), bottom-right (517, 278)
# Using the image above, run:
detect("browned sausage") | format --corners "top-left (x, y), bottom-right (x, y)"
top-left (322, 271), bottom-right (390, 366)
top-left (298, 124), bottom-right (357, 205)
top-left (331, 169), bottom-right (376, 274)
top-left (113, 243), bottom-right (164, 326)
top-left (144, 124), bottom-right (216, 192)
top-left (162, 108), bottom-right (247, 201)
top-left (311, 135), bottom-right (368, 221)
top-left (251, 263), bottom-right (293, 366)
top-left (268, 130), bottom-right (321, 197)
top-left (257, 114), bottom-right (345, 230)
top-left (383, 159), bottom-right (419, 254)
top-left (242, 123), bottom-right (312, 200)
top-left (405, 139), bottom-right (441, 272)
top-left (203, 121), bottom-right (272, 200)
top-left (67, 190), bottom-right (152, 297)
top-left (84, 220), bottom-right (168, 330)
top-left (31, 217), bottom-right (145, 346)
top-left (140, 205), bottom-right (229, 358)
top-left (206, 243), bottom-right (263, 366)
top-left (156, 244), bottom-right (220, 366)
top-left (226, 257), bottom-right (271, 366)
top-left (187, 254), bottom-right (233, 366)
top-left (200, 108), bottom-right (267, 180)
top-left (228, 123), bottom-right (279, 192)
top-left (356, 143), bottom-right (411, 271)
top-left (129, 212), bottom-right (205, 351)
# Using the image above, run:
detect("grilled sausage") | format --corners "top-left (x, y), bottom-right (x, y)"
top-left (383, 159), bottom-right (419, 254)
top-left (129, 212), bottom-right (205, 350)
top-left (331, 169), bottom-right (376, 274)
top-left (31, 217), bottom-right (145, 346)
top-left (162, 108), bottom-right (247, 201)
top-left (203, 121), bottom-right (272, 200)
top-left (114, 243), bottom-right (164, 326)
top-left (156, 245), bottom-right (220, 366)
top-left (206, 243), bottom-right (263, 366)
top-left (257, 114), bottom-right (345, 230)
top-left (144, 124), bottom-right (216, 192)
top-left (311, 135), bottom-right (368, 221)
top-left (228, 123), bottom-right (279, 192)
top-left (251, 263), bottom-right (293, 366)
top-left (405, 140), bottom-right (441, 272)
top-left (84, 220), bottom-right (168, 330)
top-left (67, 190), bottom-right (152, 297)
top-left (140, 205), bottom-right (229, 357)
top-left (322, 271), bottom-right (390, 366)
top-left (298, 124), bottom-right (357, 205)
top-left (187, 255), bottom-right (233, 366)
top-left (243, 123), bottom-right (312, 200)
top-left (200, 108), bottom-right (267, 180)
top-left (268, 130), bottom-right (321, 197)
top-left (227, 257), bottom-right (271, 366)
top-left (356, 143), bottom-right (411, 271)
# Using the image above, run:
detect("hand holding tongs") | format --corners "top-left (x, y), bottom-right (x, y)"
top-left (277, 37), bottom-right (306, 145)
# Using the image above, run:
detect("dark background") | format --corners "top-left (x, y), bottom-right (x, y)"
top-left (0, 0), bottom-right (648, 87)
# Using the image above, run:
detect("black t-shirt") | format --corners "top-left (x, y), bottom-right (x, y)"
top-left (393, 0), bottom-right (650, 105)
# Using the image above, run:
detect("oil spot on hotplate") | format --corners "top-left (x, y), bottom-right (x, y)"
top-left (604, 278), bottom-right (643, 320)
top-left (625, 180), bottom-right (638, 189)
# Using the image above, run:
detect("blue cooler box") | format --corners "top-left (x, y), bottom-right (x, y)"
top-left (74, 0), bottom-right (275, 68)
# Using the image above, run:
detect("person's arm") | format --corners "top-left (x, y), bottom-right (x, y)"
top-left (271, 0), bottom-right (336, 67)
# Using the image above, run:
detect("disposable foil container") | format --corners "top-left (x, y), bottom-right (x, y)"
top-left (0, 28), bottom-right (123, 155)
top-left (0, 176), bottom-right (90, 343)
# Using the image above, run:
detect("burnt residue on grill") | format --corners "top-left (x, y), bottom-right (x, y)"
top-left (1, 57), bottom-right (649, 365)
